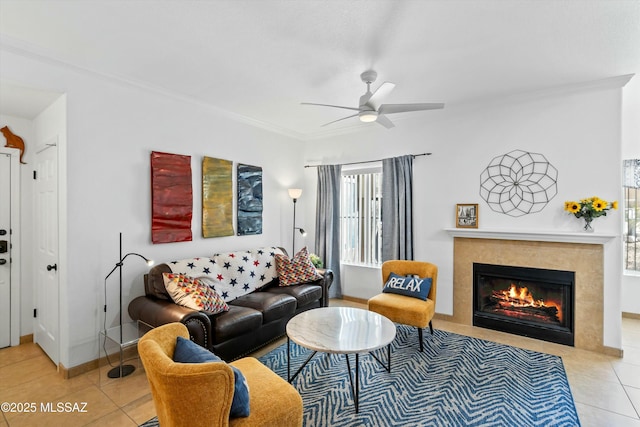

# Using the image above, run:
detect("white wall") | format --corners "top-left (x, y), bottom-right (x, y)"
top-left (1, 50), bottom-right (305, 368)
top-left (621, 75), bottom-right (640, 314)
top-left (2, 43), bottom-right (635, 366)
top-left (303, 75), bottom-right (631, 349)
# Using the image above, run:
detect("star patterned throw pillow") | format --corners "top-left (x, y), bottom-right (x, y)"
top-left (275, 246), bottom-right (323, 287)
top-left (162, 273), bottom-right (229, 314)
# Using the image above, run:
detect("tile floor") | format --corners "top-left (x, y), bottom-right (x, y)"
top-left (0, 299), bottom-right (639, 426)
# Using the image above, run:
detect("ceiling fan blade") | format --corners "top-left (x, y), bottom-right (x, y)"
top-left (321, 113), bottom-right (360, 127)
top-left (378, 103), bottom-right (445, 114)
top-left (301, 102), bottom-right (361, 112)
top-left (376, 114), bottom-right (395, 129)
top-left (366, 82), bottom-right (396, 110)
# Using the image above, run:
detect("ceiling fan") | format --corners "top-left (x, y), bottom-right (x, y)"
top-left (301, 70), bottom-right (444, 129)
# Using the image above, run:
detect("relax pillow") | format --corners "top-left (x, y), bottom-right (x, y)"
top-left (173, 336), bottom-right (250, 418)
top-left (275, 246), bottom-right (322, 287)
top-left (382, 272), bottom-right (432, 301)
top-left (163, 273), bottom-right (229, 314)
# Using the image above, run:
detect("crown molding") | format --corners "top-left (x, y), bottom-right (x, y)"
top-left (2, 34), bottom-right (634, 142)
top-left (0, 35), bottom-right (307, 141)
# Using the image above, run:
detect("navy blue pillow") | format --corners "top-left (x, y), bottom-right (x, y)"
top-left (382, 272), bottom-right (432, 300)
top-left (173, 336), bottom-right (250, 418)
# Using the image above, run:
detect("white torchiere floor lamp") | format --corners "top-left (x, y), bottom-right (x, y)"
top-left (288, 188), bottom-right (307, 255)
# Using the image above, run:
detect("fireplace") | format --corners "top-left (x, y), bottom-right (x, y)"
top-left (473, 263), bottom-right (575, 346)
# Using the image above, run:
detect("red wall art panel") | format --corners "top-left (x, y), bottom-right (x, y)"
top-left (151, 151), bottom-right (193, 244)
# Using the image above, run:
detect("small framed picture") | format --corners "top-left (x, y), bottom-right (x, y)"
top-left (456, 204), bottom-right (478, 228)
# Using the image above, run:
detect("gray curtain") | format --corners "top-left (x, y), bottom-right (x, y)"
top-left (315, 164), bottom-right (342, 298)
top-left (382, 155), bottom-right (414, 261)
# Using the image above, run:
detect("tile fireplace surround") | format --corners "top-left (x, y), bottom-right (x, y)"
top-left (446, 229), bottom-right (618, 355)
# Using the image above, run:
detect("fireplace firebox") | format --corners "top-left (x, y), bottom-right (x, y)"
top-left (473, 263), bottom-right (575, 346)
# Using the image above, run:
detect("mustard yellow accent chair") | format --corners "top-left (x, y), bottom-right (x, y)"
top-left (368, 260), bottom-right (438, 352)
top-left (138, 322), bottom-right (303, 427)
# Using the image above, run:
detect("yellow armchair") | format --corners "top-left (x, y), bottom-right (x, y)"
top-left (138, 322), bottom-right (303, 427)
top-left (368, 260), bottom-right (438, 352)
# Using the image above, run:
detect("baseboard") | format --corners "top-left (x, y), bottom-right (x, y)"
top-left (60, 359), bottom-right (98, 379)
top-left (59, 345), bottom-right (140, 379)
top-left (433, 313), bottom-right (456, 322)
top-left (601, 346), bottom-right (624, 358)
top-left (340, 295), bottom-right (368, 305)
top-left (14, 335), bottom-right (140, 379)
top-left (339, 300), bottom-right (455, 323)
top-left (623, 312), bottom-right (640, 320)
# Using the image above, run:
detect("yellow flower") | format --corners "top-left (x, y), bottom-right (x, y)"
top-left (612, 201), bottom-right (618, 210)
top-left (593, 199), bottom-right (606, 211)
top-left (565, 202), bottom-right (581, 214)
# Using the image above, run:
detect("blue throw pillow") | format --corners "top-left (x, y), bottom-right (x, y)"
top-left (173, 336), bottom-right (250, 418)
top-left (382, 272), bottom-right (432, 301)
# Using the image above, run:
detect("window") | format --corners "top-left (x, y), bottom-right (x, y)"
top-left (623, 159), bottom-right (640, 272)
top-left (340, 168), bottom-right (382, 265)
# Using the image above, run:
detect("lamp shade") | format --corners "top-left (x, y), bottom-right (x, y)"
top-left (288, 188), bottom-right (302, 199)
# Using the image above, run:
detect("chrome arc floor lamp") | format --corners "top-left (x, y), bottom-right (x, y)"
top-left (104, 232), bottom-right (153, 378)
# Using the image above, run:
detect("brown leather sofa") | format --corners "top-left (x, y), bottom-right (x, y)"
top-left (128, 249), bottom-right (333, 361)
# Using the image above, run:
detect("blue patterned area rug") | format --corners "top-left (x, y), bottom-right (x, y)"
top-left (140, 326), bottom-right (580, 427)
top-left (262, 326), bottom-right (579, 427)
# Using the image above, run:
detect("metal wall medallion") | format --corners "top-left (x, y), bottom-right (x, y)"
top-left (479, 150), bottom-right (558, 217)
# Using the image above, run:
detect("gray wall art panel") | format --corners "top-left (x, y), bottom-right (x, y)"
top-left (237, 164), bottom-right (263, 235)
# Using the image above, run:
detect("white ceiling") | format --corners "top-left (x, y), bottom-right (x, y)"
top-left (1, 0), bottom-right (639, 139)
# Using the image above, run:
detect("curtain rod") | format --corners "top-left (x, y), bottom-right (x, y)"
top-left (304, 152), bottom-right (432, 168)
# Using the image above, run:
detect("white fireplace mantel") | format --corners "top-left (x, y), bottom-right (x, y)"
top-left (444, 228), bottom-right (617, 245)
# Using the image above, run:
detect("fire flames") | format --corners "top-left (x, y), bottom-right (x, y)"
top-left (495, 283), bottom-right (562, 322)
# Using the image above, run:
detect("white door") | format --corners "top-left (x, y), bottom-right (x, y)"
top-left (0, 153), bottom-right (11, 348)
top-left (34, 143), bottom-right (59, 365)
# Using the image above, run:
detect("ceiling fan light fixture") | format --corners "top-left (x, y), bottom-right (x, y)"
top-left (302, 70), bottom-right (445, 128)
top-left (359, 110), bottom-right (378, 123)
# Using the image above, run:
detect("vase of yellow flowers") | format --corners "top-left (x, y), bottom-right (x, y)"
top-left (564, 197), bottom-right (618, 232)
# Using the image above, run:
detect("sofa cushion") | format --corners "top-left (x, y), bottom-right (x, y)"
top-left (266, 285), bottom-right (322, 309)
top-left (173, 336), bottom-right (250, 418)
top-left (231, 293), bottom-right (297, 323)
top-left (163, 273), bottom-right (229, 314)
top-left (210, 305), bottom-right (263, 343)
top-left (275, 247), bottom-right (322, 287)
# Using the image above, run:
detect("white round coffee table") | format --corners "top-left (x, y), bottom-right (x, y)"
top-left (286, 306), bottom-right (396, 413)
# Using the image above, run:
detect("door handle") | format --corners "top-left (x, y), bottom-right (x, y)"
top-left (0, 259), bottom-right (6, 265)
top-left (47, 264), bottom-right (57, 271)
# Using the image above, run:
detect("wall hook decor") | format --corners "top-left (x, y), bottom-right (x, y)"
top-left (479, 149), bottom-right (558, 217)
